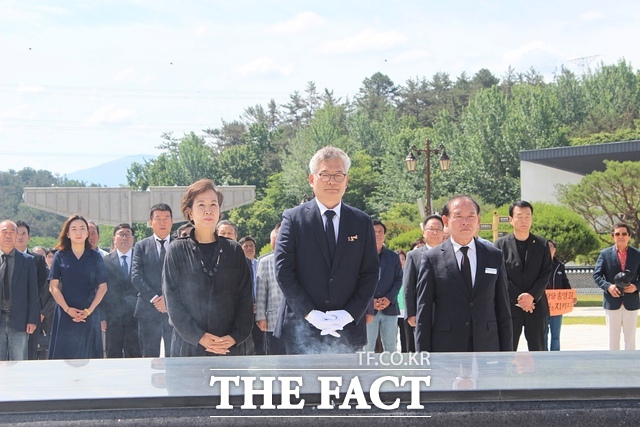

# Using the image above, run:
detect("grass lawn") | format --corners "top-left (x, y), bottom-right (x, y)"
top-left (563, 316), bottom-right (640, 327)
top-left (575, 294), bottom-right (603, 307)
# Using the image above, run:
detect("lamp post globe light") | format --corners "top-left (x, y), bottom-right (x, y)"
top-left (405, 138), bottom-right (450, 216)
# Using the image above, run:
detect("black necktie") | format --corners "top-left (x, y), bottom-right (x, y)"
top-left (158, 239), bottom-right (167, 260)
top-left (121, 255), bottom-right (129, 280)
top-left (0, 254), bottom-right (8, 302)
top-left (325, 210), bottom-right (336, 262)
top-left (460, 246), bottom-right (473, 291)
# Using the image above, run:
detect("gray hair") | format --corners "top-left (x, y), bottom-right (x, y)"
top-left (309, 146), bottom-right (351, 174)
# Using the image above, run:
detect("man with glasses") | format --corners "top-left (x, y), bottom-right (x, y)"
top-left (403, 215), bottom-right (445, 351)
top-left (593, 223), bottom-right (640, 350)
top-left (415, 195), bottom-right (512, 352)
top-left (274, 146), bottom-right (379, 354)
top-left (102, 224), bottom-right (141, 358)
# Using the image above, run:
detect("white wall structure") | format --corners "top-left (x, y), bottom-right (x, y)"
top-left (520, 161), bottom-right (584, 203)
top-left (22, 185), bottom-right (255, 226)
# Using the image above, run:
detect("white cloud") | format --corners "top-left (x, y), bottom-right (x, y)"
top-left (86, 104), bottom-right (136, 124)
top-left (267, 11), bottom-right (325, 34)
top-left (114, 69), bottom-right (135, 83)
top-left (580, 11), bottom-right (603, 22)
top-left (316, 29), bottom-right (406, 54)
top-left (0, 104), bottom-right (32, 119)
top-left (16, 85), bottom-right (44, 94)
top-left (194, 24), bottom-right (208, 36)
top-left (234, 57), bottom-right (294, 77)
top-left (394, 49), bottom-right (430, 62)
top-left (503, 41), bottom-right (564, 63)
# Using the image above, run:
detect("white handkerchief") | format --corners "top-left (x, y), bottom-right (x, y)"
top-left (485, 267), bottom-right (498, 275)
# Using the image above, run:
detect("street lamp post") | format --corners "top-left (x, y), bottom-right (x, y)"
top-left (405, 138), bottom-right (450, 216)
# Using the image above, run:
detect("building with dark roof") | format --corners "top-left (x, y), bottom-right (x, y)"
top-left (520, 140), bottom-right (640, 203)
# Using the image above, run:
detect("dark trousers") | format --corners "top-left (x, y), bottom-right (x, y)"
top-left (27, 321), bottom-right (42, 360)
top-left (138, 314), bottom-right (172, 357)
top-left (398, 317), bottom-right (416, 353)
top-left (252, 316), bottom-right (265, 355)
top-left (265, 331), bottom-right (286, 355)
top-left (512, 314), bottom-right (547, 351)
top-left (106, 315), bottom-right (141, 358)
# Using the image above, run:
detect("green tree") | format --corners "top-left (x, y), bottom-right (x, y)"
top-left (529, 203), bottom-right (600, 263)
top-left (355, 72), bottom-right (398, 120)
top-left (557, 160), bottom-right (640, 247)
top-left (0, 168), bottom-right (87, 238)
top-left (581, 59), bottom-right (640, 133)
top-left (127, 132), bottom-right (218, 189)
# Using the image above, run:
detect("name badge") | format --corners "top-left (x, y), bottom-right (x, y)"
top-left (485, 267), bottom-right (498, 275)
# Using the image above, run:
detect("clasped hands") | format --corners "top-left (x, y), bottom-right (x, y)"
top-left (373, 297), bottom-right (391, 311)
top-left (306, 309), bottom-right (354, 337)
top-left (516, 293), bottom-right (535, 313)
top-left (67, 307), bottom-right (90, 322)
top-left (199, 333), bottom-right (236, 354)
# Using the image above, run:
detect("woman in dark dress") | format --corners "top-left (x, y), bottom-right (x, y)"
top-left (163, 179), bottom-right (253, 356)
top-left (48, 214), bottom-right (108, 359)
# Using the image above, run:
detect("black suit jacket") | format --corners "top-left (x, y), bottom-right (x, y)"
top-left (593, 245), bottom-right (640, 310)
top-left (494, 233), bottom-right (553, 317)
top-left (415, 239), bottom-right (513, 352)
top-left (403, 245), bottom-right (430, 319)
top-left (131, 236), bottom-right (168, 320)
top-left (103, 251), bottom-right (138, 323)
top-left (274, 199), bottom-right (379, 348)
top-left (26, 250), bottom-right (49, 316)
top-left (7, 250), bottom-right (39, 331)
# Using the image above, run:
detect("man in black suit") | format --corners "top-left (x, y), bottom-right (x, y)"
top-left (103, 224), bottom-right (141, 358)
top-left (415, 196), bottom-right (512, 352)
top-left (0, 220), bottom-right (38, 360)
top-left (593, 222), bottom-right (640, 350)
top-left (131, 204), bottom-right (174, 357)
top-left (495, 200), bottom-right (552, 351)
top-left (404, 214), bottom-right (445, 351)
top-left (15, 221), bottom-right (49, 359)
top-left (274, 146), bottom-right (379, 354)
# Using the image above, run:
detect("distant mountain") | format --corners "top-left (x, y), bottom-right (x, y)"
top-left (65, 154), bottom-right (156, 187)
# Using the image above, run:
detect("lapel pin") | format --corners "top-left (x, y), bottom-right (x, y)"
top-left (348, 235), bottom-right (358, 242)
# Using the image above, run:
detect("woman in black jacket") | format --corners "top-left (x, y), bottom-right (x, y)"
top-left (162, 179), bottom-right (253, 356)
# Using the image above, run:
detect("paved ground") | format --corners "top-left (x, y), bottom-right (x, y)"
top-left (516, 306), bottom-right (640, 351)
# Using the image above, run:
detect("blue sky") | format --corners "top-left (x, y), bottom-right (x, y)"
top-left (1, 0), bottom-right (638, 175)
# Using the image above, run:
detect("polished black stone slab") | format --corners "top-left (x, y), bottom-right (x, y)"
top-left (1, 351), bottom-right (639, 425)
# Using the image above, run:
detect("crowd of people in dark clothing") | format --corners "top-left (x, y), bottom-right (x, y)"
top-left (1, 147), bottom-right (638, 361)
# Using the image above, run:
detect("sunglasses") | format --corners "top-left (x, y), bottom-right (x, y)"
top-left (613, 232), bottom-right (629, 237)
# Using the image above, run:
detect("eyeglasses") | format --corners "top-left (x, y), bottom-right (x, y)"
top-left (116, 232), bottom-right (133, 238)
top-left (423, 228), bottom-right (443, 233)
top-left (317, 173), bottom-right (346, 182)
top-left (614, 232), bottom-right (629, 237)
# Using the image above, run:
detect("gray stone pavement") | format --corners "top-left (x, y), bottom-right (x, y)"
top-left (517, 306), bottom-right (640, 351)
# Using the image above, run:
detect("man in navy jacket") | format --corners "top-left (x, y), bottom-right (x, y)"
top-left (593, 222), bottom-right (640, 350)
top-left (274, 146), bottom-right (379, 354)
top-left (0, 220), bottom-right (38, 361)
top-left (365, 220), bottom-right (402, 352)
